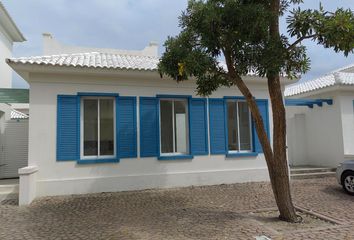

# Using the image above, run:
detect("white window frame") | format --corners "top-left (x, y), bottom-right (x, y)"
top-left (227, 100), bottom-right (253, 153)
top-left (159, 98), bottom-right (190, 156)
top-left (80, 97), bottom-right (116, 160)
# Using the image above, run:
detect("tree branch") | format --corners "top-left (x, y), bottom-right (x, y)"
top-left (287, 34), bottom-right (317, 50)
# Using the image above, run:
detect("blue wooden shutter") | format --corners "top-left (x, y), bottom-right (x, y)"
top-left (57, 95), bottom-right (79, 161)
top-left (253, 99), bottom-right (270, 153)
top-left (190, 98), bottom-right (208, 155)
top-left (140, 97), bottom-right (159, 157)
top-left (209, 98), bottom-right (226, 154)
top-left (118, 97), bottom-right (137, 158)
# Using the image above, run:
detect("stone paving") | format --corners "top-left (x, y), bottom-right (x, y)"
top-left (0, 177), bottom-right (353, 240)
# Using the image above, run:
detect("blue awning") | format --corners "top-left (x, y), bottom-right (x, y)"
top-left (285, 99), bottom-right (333, 108)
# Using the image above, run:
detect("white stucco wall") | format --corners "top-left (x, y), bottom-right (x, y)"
top-left (286, 108), bottom-right (308, 166)
top-left (26, 71), bottom-right (273, 200)
top-left (0, 25), bottom-right (13, 88)
top-left (286, 90), bottom-right (354, 167)
top-left (338, 93), bottom-right (354, 158)
top-left (303, 97), bottom-right (344, 167)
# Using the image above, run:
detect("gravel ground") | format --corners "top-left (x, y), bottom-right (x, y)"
top-left (0, 177), bottom-right (353, 240)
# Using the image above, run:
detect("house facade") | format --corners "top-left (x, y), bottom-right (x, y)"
top-left (0, 2), bottom-right (28, 179)
top-left (7, 35), bottom-right (292, 205)
top-left (285, 64), bottom-right (354, 168)
top-left (0, 2), bottom-right (25, 88)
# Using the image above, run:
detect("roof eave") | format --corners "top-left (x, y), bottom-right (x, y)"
top-left (0, 3), bottom-right (26, 42)
top-left (286, 84), bottom-right (354, 98)
top-left (7, 61), bottom-right (282, 85)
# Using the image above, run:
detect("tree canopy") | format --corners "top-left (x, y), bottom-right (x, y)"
top-left (158, 0), bottom-right (354, 96)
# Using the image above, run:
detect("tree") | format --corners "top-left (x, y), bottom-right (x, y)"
top-left (158, 0), bottom-right (354, 222)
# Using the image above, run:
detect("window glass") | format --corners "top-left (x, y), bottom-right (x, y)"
top-left (100, 99), bottom-right (114, 156)
top-left (174, 100), bottom-right (188, 154)
top-left (82, 97), bottom-right (115, 158)
top-left (83, 99), bottom-right (98, 156)
top-left (227, 100), bottom-right (252, 152)
top-left (227, 101), bottom-right (239, 151)
top-left (160, 100), bottom-right (173, 153)
top-left (238, 102), bottom-right (252, 151)
top-left (160, 99), bottom-right (189, 155)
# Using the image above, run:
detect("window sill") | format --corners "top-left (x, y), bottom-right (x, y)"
top-left (158, 155), bottom-right (194, 161)
top-left (226, 152), bottom-right (258, 158)
top-left (77, 158), bottom-right (119, 164)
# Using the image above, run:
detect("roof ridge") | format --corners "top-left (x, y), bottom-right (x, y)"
top-left (330, 63), bottom-right (354, 73)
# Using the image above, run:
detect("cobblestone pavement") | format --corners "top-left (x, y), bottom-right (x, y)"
top-left (0, 177), bottom-right (353, 240)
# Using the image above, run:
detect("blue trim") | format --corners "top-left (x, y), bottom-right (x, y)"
top-left (115, 96), bottom-right (120, 159)
top-left (78, 92), bottom-right (119, 97)
top-left (56, 95), bottom-right (70, 161)
top-left (208, 98), bottom-right (227, 154)
top-left (139, 97), bottom-right (159, 157)
top-left (139, 97), bottom-right (143, 156)
top-left (130, 96), bottom-right (138, 158)
top-left (223, 96), bottom-right (245, 100)
top-left (156, 94), bottom-right (192, 99)
top-left (226, 152), bottom-right (258, 158)
top-left (157, 99), bottom-right (161, 158)
top-left (117, 96), bottom-right (138, 158)
top-left (205, 98), bottom-right (209, 155)
top-left (56, 95), bottom-right (61, 160)
top-left (57, 95), bottom-right (80, 161)
top-left (157, 96), bottom-right (192, 157)
top-left (223, 97), bottom-right (268, 155)
top-left (76, 95), bottom-right (81, 160)
top-left (223, 99), bottom-right (228, 154)
top-left (261, 99), bottom-right (270, 140)
top-left (77, 158), bottom-right (119, 164)
top-left (188, 98), bottom-right (192, 156)
top-left (285, 99), bottom-right (333, 108)
top-left (158, 155), bottom-right (194, 160)
top-left (77, 95), bottom-right (120, 164)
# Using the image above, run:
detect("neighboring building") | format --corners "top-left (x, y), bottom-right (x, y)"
top-left (0, 2), bottom-right (28, 179)
top-left (7, 34), bottom-right (292, 205)
top-left (0, 1), bottom-right (25, 88)
top-left (285, 64), bottom-right (354, 168)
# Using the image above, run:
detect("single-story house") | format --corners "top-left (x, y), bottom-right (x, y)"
top-left (7, 34), bottom-right (292, 205)
top-left (285, 64), bottom-right (354, 168)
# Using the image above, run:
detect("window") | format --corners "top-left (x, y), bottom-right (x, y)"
top-left (159, 99), bottom-right (189, 155)
top-left (226, 100), bottom-right (252, 152)
top-left (81, 97), bottom-right (115, 159)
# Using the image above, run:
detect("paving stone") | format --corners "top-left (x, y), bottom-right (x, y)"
top-left (0, 177), bottom-right (351, 239)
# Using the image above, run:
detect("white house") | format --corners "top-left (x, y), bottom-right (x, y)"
top-left (0, 2), bottom-right (28, 180)
top-left (6, 34), bottom-right (294, 205)
top-left (0, 2), bottom-right (25, 88)
top-left (285, 64), bottom-right (354, 168)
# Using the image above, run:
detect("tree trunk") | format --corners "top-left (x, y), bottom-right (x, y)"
top-left (267, 74), bottom-right (299, 222)
top-left (265, 0), bottom-right (299, 222)
top-left (234, 74), bottom-right (299, 222)
top-left (223, 45), bottom-right (299, 222)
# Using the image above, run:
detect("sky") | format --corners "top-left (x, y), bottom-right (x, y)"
top-left (2, 0), bottom-right (354, 88)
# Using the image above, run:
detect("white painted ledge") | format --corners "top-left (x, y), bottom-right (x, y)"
top-left (18, 165), bottom-right (38, 206)
top-left (18, 166), bottom-right (38, 175)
